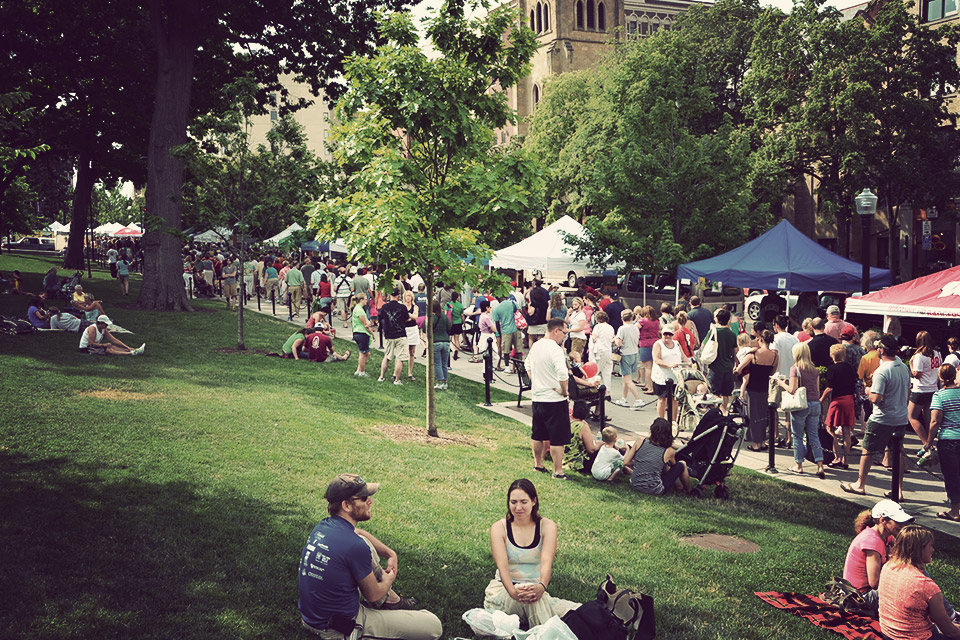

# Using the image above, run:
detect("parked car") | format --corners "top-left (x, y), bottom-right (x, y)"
top-left (744, 290), bottom-right (856, 322)
top-left (604, 270), bottom-right (744, 315)
top-left (745, 291), bottom-right (799, 321)
top-left (2, 236), bottom-right (58, 252)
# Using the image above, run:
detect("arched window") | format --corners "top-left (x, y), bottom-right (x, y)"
top-left (576, 1), bottom-right (584, 28)
top-left (543, 3), bottom-right (550, 30)
top-left (536, 3), bottom-right (542, 33)
top-left (530, 9), bottom-right (535, 31)
top-left (597, 2), bottom-right (605, 30)
top-left (586, 0), bottom-right (595, 29)
top-left (534, 85), bottom-right (540, 106)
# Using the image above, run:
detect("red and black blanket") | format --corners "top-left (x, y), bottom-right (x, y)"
top-left (755, 591), bottom-right (883, 640)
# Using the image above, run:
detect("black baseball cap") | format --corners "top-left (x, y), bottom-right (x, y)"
top-left (325, 473), bottom-right (380, 503)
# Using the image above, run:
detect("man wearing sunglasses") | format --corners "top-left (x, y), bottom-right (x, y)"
top-left (298, 474), bottom-right (442, 639)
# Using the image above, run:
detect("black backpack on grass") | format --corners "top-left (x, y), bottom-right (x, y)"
top-left (0, 316), bottom-right (37, 335)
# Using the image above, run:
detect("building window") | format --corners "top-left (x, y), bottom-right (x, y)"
top-left (530, 9), bottom-right (535, 30)
top-left (576, 1), bottom-right (584, 28)
top-left (270, 110), bottom-right (278, 122)
top-left (924, 0), bottom-right (958, 21)
top-left (534, 85), bottom-right (540, 106)
top-left (627, 20), bottom-right (637, 35)
top-left (543, 3), bottom-right (550, 30)
top-left (639, 21), bottom-right (648, 36)
top-left (586, 0), bottom-right (595, 28)
top-left (598, 2), bottom-right (605, 30)
top-left (536, 3), bottom-right (542, 32)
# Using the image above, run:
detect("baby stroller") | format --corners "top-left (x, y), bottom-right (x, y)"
top-left (57, 271), bottom-right (83, 299)
top-left (674, 365), bottom-right (722, 434)
top-left (461, 305), bottom-right (477, 353)
top-left (675, 408), bottom-right (748, 500)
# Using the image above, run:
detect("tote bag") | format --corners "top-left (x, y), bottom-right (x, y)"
top-left (699, 326), bottom-right (718, 366)
top-left (780, 386), bottom-right (808, 412)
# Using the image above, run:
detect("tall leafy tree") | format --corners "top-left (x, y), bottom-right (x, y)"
top-left (746, 0), bottom-right (960, 266)
top-left (0, 92), bottom-right (50, 249)
top-left (0, 0), bottom-right (153, 269)
top-left (139, 0), bottom-right (416, 311)
top-left (528, 5), bottom-right (773, 275)
top-left (310, 0), bottom-right (541, 437)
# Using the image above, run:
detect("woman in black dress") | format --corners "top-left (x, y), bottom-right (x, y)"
top-left (735, 330), bottom-right (779, 451)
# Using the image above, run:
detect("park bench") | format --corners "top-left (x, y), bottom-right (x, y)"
top-left (511, 357), bottom-right (531, 407)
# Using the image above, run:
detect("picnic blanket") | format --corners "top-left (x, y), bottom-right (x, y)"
top-left (755, 591), bottom-right (882, 640)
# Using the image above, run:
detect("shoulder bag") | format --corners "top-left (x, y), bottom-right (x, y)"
top-left (780, 386), bottom-right (808, 412)
top-left (699, 325), bottom-right (718, 366)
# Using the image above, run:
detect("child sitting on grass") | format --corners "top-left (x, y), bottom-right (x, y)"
top-left (591, 427), bottom-right (629, 483)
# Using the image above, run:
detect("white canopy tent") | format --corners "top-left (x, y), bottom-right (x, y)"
top-left (265, 222), bottom-right (303, 245)
top-left (44, 221), bottom-right (69, 234)
top-left (192, 227), bottom-right (232, 243)
top-left (489, 215), bottom-right (617, 284)
top-left (93, 222), bottom-right (124, 236)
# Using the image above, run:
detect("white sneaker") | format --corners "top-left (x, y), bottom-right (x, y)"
top-left (357, 372), bottom-right (369, 378)
top-left (434, 383), bottom-right (444, 390)
top-left (631, 400), bottom-right (646, 411)
top-left (377, 377), bottom-right (386, 382)
top-left (613, 398), bottom-right (630, 407)
top-left (393, 378), bottom-right (403, 386)
top-left (138, 343), bottom-right (146, 354)
top-left (442, 382), bottom-right (449, 390)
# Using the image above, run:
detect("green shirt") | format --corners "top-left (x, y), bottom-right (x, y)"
top-left (285, 267), bottom-right (305, 287)
top-left (352, 304), bottom-right (372, 337)
top-left (282, 332), bottom-right (302, 355)
top-left (447, 301), bottom-right (465, 325)
top-left (707, 326), bottom-right (738, 373)
top-left (432, 311), bottom-right (450, 343)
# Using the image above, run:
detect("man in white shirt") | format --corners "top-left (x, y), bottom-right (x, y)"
top-left (526, 318), bottom-right (571, 479)
top-left (771, 314), bottom-right (800, 446)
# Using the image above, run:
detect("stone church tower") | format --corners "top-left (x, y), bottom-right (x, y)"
top-left (500, 0), bottom-right (703, 141)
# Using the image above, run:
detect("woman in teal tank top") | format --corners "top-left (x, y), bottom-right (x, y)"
top-left (483, 479), bottom-right (578, 627)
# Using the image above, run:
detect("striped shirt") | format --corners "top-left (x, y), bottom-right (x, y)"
top-left (931, 387), bottom-right (960, 440)
top-left (629, 440), bottom-right (667, 495)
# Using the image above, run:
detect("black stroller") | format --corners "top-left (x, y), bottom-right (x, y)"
top-left (56, 271), bottom-right (84, 299)
top-left (674, 408), bottom-right (748, 500)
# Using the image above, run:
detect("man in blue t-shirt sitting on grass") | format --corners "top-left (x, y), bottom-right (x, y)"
top-left (298, 474), bottom-right (442, 640)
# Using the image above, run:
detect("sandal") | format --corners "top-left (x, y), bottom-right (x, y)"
top-left (552, 473), bottom-right (569, 480)
top-left (381, 595), bottom-right (419, 610)
top-left (936, 511), bottom-right (960, 522)
top-left (840, 482), bottom-right (866, 495)
top-left (534, 466), bottom-right (549, 473)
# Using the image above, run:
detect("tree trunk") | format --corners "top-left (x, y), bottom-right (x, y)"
top-left (835, 209), bottom-right (850, 260)
top-left (886, 196), bottom-right (900, 282)
top-left (426, 275), bottom-right (437, 438)
top-left (138, 0), bottom-right (198, 311)
top-left (64, 149), bottom-right (96, 269)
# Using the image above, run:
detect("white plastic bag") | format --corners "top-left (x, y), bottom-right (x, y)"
top-left (462, 608), bottom-right (521, 639)
top-left (512, 615), bottom-right (578, 640)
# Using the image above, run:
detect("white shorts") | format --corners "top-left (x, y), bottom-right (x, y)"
top-left (405, 325), bottom-right (420, 346)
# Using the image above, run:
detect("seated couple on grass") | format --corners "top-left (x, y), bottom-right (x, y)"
top-left (282, 327), bottom-right (350, 363)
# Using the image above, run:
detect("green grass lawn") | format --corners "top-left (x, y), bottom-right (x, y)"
top-left (2, 254), bottom-right (959, 639)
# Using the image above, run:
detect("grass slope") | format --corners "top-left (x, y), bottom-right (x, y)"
top-left (1, 254), bottom-right (958, 639)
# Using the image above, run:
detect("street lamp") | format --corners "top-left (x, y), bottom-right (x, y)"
top-left (855, 188), bottom-right (878, 295)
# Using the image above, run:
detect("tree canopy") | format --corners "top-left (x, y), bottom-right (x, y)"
top-left (309, 0), bottom-right (541, 435)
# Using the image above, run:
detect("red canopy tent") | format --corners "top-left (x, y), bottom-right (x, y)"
top-left (111, 226), bottom-right (143, 237)
top-left (845, 265), bottom-right (960, 319)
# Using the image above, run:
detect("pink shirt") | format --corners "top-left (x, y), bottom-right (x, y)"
top-left (842, 527), bottom-right (887, 590)
top-left (638, 318), bottom-right (659, 348)
top-left (878, 563), bottom-right (940, 640)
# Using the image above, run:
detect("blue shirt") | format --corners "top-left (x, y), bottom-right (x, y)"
top-left (931, 387), bottom-right (960, 440)
top-left (265, 266), bottom-right (278, 279)
top-left (871, 358), bottom-right (910, 426)
top-left (298, 516), bottom-right (373, 630)
top-left (117, 260), bottom-right (130, 277)
top-left (491, 299), bottom-right (518, 335)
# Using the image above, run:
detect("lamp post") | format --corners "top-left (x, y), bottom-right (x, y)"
top-left (855, 188), bottom-right (878, 296)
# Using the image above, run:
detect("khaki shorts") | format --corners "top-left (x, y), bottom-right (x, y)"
top-left (336, 297), bottom-right (350, 314)
top-left (500, 331), bottom-right (523, 356)
top-left (222, 283), bottom-right (238, 298)
top-left (383, 337), bottom-right (409, 361)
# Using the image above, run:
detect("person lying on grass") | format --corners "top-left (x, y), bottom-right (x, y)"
top-left (78, 315), bottom-right (144, 356)
top-left (622, 417), bottom-right (696, 496)
top-left (485, 478), bottom-right (579, 628)
top-left (48, 307), bottom-right (90, 333)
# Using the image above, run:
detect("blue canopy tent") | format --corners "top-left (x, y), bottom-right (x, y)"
top-left (677, 220), bottom-right (892, 291)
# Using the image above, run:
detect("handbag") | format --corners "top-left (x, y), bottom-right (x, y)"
top-left (780, 386), bottom-right (808, 412)
top-left (610, 346), bottom-right (622, 363)
top-left (768, 377), bottom-right (782, 406)
top-left (698, 325), bottom-right (718, 366)
top-left (512, 301), bottom-right (528, 330)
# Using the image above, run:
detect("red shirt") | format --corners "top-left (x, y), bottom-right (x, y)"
top-left (598, 298), bottom-right (612, 311)
top-left (306, 332), bottom-right (333, 362)
top-left (676, 326), bottom-right (697, 358)
top-left (318, 281), bottom-right (332, 298)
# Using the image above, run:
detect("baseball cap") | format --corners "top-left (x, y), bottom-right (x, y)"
top-left (96, 314), bottom-right (112, 325)
top-left (325, 473), bottom-right (380, 503)
top-left (879, 334), bottom-right (900, 353)
top-left (826, 304), bottom-right (841, 316)
top-left (872, 499), bottom-right (914, 523)
top-left (840, 326), bottom-right (857, 340)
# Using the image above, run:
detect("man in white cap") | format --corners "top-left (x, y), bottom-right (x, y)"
top-left (78, 315), bottom-right (144, 356)
top-left (824, 304), bottom-right (855, 342)
top-left (298, 474), bottom-right (442, 640)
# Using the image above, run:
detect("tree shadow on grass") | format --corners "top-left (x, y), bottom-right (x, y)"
top-left (0, 453), bottom-right (313, 639)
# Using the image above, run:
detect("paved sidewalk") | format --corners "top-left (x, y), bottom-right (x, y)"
top-left (235, 292), bottom-right (960, 537)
